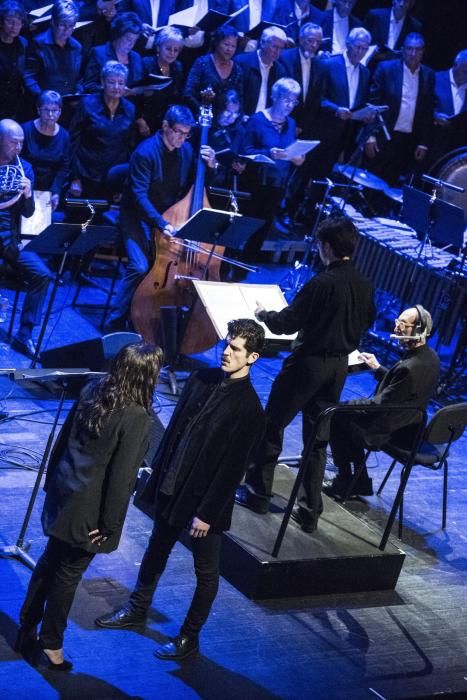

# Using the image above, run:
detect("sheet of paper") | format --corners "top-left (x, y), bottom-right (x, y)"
top-left (21, 190), bottom-right (52, 238)
top-left (28, 4), bottom-right (53, 17)
top-left (193, 281), bottom-right (297, 341)
top-left (283, 140), bottom-right (320, 160)
top-left (239, 154), bottom-right (275, 164)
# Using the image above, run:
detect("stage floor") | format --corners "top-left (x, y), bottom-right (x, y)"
top-left (0, 261), bottom-right (467, 699)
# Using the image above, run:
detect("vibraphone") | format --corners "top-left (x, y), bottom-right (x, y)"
top-left (351, 213), bottom-right (466, 345)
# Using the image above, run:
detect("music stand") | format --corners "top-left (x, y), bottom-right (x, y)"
top-left (26, 223), bottom-right (117, 367)
top-left (176, 208), bottom-right (263, 250)
top-left (0, 369), bottom-right (98, 569)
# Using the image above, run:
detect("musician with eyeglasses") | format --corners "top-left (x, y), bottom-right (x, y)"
top-left (324, 305), bottom-right (440, 499)
top-left (105, 104), bottom-right (218, 333)
top-left (0, 118), bottom-right (52, 359)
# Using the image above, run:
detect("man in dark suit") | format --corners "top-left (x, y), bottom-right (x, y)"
top-left (431, 49), bottom-right (467, 162)
top-left (364, 0), bottom-right (422, 52)
top-left (234, 25), bottom-right (287, 115)
top-left (365, 32), bottom-right (435, 186)
top-left (281, 27), bottom-right (371, 227)
top-left (324, 305), bottom-right (440, 498)
top-left (309, 0), bottom-right (362, 55)
top-left (277, 22), bottom-right (324, 133)
top-left (95, 319), bottom-right (265, 661)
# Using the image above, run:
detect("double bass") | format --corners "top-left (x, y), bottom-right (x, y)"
top-left (130, 105), bottom-right (223, 354)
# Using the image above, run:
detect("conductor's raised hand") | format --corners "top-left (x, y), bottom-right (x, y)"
top-left (254, 300), bottom-right (266, 319)
top-left (189, 516), bottom-right (210, 538)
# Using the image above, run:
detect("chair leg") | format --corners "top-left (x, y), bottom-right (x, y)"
top-left (442, 458), bottom-right (448, 530)
top-left (340, 450), bottom-right (371, 503)
top-left (7, 289), bottom-right (20, 340)
top-left (99, 256), bottom-right (121, 330)
top-left (377, 458), bottom-right (397, 496)
top-left (397, 468), bottom-right (405, 539)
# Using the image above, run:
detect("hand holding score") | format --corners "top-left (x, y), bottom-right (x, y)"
top-left (358, 352), bottom-right (380, 370)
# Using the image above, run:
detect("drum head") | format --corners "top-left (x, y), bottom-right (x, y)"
top-left (429, 147), bottom-right (467, 224)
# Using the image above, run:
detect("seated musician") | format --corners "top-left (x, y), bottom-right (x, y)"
top-left (324, 305), bottom-right (440, 499)
top-left (0, 119), bottom-right (52, 359)
top-left (105, 105), bottom-right (218, 333)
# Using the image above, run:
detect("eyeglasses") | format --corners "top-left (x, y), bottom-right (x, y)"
top-left (169, 126), bottom-right (192, 139)
top-left (280, 97), bottom-right (299, 106)
top-left (394, 318), bottom-right (415, 328)
top-left (40, 107), bottom-right (61, 114)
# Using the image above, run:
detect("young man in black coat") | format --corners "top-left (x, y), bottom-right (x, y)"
top-left (324, 305), bottom-right (440, 498)
top-left (95, 318), bottom-right (266, 660)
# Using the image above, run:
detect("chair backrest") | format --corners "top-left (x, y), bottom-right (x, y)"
top-left (102, 332), bottom-right (143, 359)
top-left (424, 402), bottom-right (467, 445)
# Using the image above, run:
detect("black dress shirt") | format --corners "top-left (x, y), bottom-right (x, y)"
top-left (69, 93), bottom-right (136, 182)
top-left (258, 260), bottom-right (376, 358)
top-left (0, 36), bottom-right (27, 119)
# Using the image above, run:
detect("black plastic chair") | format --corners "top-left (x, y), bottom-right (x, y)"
top-left (376, 403), bottom-right (467, 530)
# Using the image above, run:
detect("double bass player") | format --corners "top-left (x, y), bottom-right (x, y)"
top-left (105, 105), bottom-right (218, 333)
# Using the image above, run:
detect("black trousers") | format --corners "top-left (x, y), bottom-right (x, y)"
top-left (20, 536), bottom-right (94, 650)
top-left (329, 411), bottom-right (372, 479)
top-left (245, 353), bottom-right (348, 516)
top-left (129, 513), bottom-right (222, 639)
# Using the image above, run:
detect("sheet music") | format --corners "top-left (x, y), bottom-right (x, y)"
top-left (21, 190), bottom-right (52, 238)
top-left (282, 140), bottom-right (320, 160)
top-left (193, 281), bottom-right (297, 341)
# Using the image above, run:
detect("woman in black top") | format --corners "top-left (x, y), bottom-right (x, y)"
top-left (16, 342), bottom-right (163, 670)
top-left (0, 1), bottom-right (28, 120)
top-left (69, 61), bottom-right (136, 199)
top-left (184, 25), bottom-right (244, 117)
top-left (22, 90), bottom-right (70, 210)
top-left (141, 26), bottom-right (185, 134)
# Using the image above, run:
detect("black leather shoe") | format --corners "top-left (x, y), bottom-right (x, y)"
top-left (94, 606), bottom-right (146, 629)
top-left (154, 635), bottom-right (199, 661)
top-left (235, 484), bottom-right (269, 514)
top-left (291, 506), bottom-right (318, 534)
top-left (323, 475), bottom-right (373, 499)
top-left (11, 336), bottom-right (37, 360)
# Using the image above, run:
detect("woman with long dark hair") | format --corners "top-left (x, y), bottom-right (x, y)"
top-left (16, 342), bottom-right (163, 671)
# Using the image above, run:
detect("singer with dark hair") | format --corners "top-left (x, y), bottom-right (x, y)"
top-left (95, 319), bottom-right (265, 662)
top-left (324, 305), bottom-right (440, 499)
top-left (236, 216), bottom-right (375, 533)
top-left (16, 342), bottom-right (163, 670)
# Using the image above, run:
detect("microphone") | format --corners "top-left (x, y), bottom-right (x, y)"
top-left (389, 332), bottom-right (425, 342)
top-left (421, 173), bottom-right (465, 193)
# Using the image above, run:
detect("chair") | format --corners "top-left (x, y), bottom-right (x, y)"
top-left (102, 331), bottom-right (142, 363)
top-left (0, 263), bottom-right (24, 341)
top-left (376, 403), bottom-right (467, 531)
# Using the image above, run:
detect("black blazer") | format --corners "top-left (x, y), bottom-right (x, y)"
top-left (309, 6), bottom-right (363, 52)
top-left (42, 397), bottom-right (151, 553)
top-left (234, 51), bottom-right (287, 116)
top-left (349, 344), bottom-right (440, 447)
top-left (369, 59), bottom-right (435, 147)
top-left (277, 48), bottom-right (323, 131)
top-left (434, 70), bottom-right (466, 117)
top-left (364, 9), bottom-right (422, 50)
top-left (317, 54), bottom-right (370, 142)
top-left (140, 369), bottom-right (265, 532)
